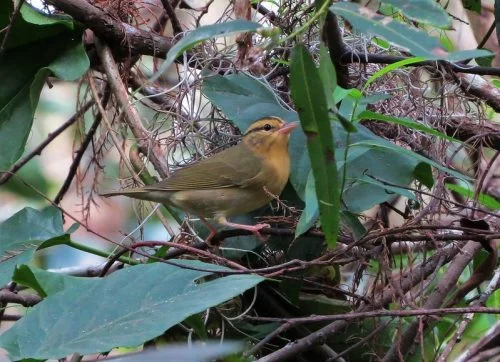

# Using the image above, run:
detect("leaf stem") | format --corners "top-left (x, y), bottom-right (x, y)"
top-left (66, 240), bottom-right (138, 265)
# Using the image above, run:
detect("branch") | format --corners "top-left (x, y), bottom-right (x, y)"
top-left (95, 39), bottom-right (169, 178)
top-left (46, 0), bottom-right (500, 81)
top-left (322, 12), bottom-right (350, 88)
top-left (382, 240), bottom-right (483, 362)
top-left (341, 50), bottom-right (500, 76)
top-left (0, 290), bottom-right (41, 307)
top-left (45, 0), bottom-right (174, 58)
top-left (53, 93), bottom-right (109, 204)
top-left (452, 72), bottom-right (500, 112)
top-left (256, 243), bottom-right (464, 362)
top-left (438, 266), bottom-right (500, 362)
top-left (247, 307), bottom-right (500, 324)
top-left (160, 0), bottom-right (183, 35)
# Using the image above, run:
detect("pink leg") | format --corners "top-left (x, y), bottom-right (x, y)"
top-left (199, 216), bottom-right (218, 245)
top-left (217, 216), bottom-right (270, 242)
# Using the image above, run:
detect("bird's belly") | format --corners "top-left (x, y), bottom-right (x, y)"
top-left (169, 188), bottom-right (272, 218)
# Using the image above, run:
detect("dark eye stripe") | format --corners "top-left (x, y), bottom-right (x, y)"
top-left (245, 125), bottom-right (277, 135)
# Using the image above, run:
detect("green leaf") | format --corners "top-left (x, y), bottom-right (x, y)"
top-left (0, 207), bottom-right (68, 286)
top-left (341, 210), bottom-right (366, 240)
top-left (318, 45), bottom-right (337, 109)
top-left (463, 0), bottom-right (482, 13)
top-left (295, 171), bottom-right (319, 237)
top-left (12, 265), bottom-right (93, 297)
top-left (382, 0), bottom-right (451, 27)
top-left (150, 20), bottom-right (262, 82)
top-left (355, 175), bottom-right (417, 200)
top-left (202, 73), bottom-right (296, 125)
top-left (362, 57), bottom-right (426, 91)
top-left (0, 261), bottom-right (264, 360)
top-left (0, 1), bottom-right (75, 50)
top-left (329, 2), bottom-right (492, 61)
top-left (445, 183), bottom-right (500, 210)
top-left (413, 162), bottom-right (434, 188)
top-left (290, 44), bottom-right (340, 247)
top-left (12, 265), bottom-right (48, 298)
top-left (358, 110), bottom-right (459, 142)
top-left (475, 51), bottom-right (494, 67)
top-left (0, 1), bottom-right (89, 171)
top-left (350, 139), bottom-right (467, 180)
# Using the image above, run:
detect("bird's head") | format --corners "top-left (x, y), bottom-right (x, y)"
top-left (242, 117), bottom-right (297, 156)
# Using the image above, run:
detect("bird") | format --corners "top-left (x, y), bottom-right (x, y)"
top-left (101, 116), bottom-right (297, 243)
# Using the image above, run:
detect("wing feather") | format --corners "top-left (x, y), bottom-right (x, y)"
top-left (144, 143), bottom-right (265, 191)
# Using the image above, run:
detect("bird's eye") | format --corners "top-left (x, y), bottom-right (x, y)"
top-left (263, 123), bottom-right (272, 131)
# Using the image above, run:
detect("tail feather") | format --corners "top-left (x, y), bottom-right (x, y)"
top-left (100, 189), bottom-right (149, 198)
top-left (100, 189), bottom-right (172, 204)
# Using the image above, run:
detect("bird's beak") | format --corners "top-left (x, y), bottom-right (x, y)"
top-left (277, 122), bottom-right (298, 135)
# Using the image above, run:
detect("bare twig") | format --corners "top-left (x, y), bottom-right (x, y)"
top-left (160, 0), bottom-right (183, 35)
top-left (0, 0), bottom-right (25, 62)
top-left (54, 93), bottom-right (109, 204)
top-left (382, 241), bottom-right (483, 362)
top-left (246, 307), bottom-right (500, 324)
top-left (255, 243), bottom-right (464, 362)
top-left (95, 38), bottom-right (169, 178)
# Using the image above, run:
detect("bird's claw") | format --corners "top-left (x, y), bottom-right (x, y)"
top-left (252, 223), bottom-right (271, 242)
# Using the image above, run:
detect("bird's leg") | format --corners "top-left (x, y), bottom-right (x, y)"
top-left (217, 216), bottom-right (270, 242)
top-left (199, 216), bottom-right (219, 246)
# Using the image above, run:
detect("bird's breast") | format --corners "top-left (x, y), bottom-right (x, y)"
top-left (261, 146), bottom-right (291, 195)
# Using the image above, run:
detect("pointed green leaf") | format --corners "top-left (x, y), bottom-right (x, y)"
top-left (290, 44), bottom-right (340, 247)
top-left (330, 2), bottom-right (491, 61)
top-left (445, 183), bottom-right (500, 210)
top-left (0, 1), bottom-right (89, 170)
top-left (0, 207), bottom-right (68, 286)
top-left (359, 110), bottom-right (459, 142)
top-left (414, 162), bottom-right (434, 188)
top-left (0, 261), bottom-right (264, 360)
top-left (295, 171), bottom-right (319, 237)
top-left (382, 0), bottom-right (451, 27)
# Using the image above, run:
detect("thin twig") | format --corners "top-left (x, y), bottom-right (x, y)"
top-left (0, 0), bottom-right (25, 63)
top-left (160, 0), bottom-right (183, 35)
top-left (95, 38), bottom-right (169, 178)
top-left (54, 93), bottom-right (109, 204)
top-left (382, 241), bottom-right (483, 362)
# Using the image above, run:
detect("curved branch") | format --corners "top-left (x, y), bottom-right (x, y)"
top-left (45, 0), bottom-right (174, 58)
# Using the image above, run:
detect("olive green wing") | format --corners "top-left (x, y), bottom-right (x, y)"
top-left (144, 143), bottom-right (266, 191)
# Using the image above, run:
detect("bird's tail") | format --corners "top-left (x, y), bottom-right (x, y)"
top-left (100, 189), bottom-right (149, 199)
top-left (100, 189), bottom-right (171, 204)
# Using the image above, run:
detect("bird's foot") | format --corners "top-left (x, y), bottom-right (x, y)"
top-left (251, 223), bottom-right (271, 242)
top-left (223, 221), bottom-right (271, 242)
